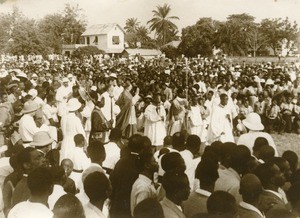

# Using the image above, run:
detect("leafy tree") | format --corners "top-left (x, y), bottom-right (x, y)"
top-left (179, 18), bottom-right (219, 57)
top-left (147, 4), bottom-right (179, 45)
top-left (161, 45), bottom-right (181, 59)
top-left (124, 18), bottom-right (140, 33)
top-left (245, 24), bottom-right (269, 57)
top-left (260, 17), bottom-right (299, 55)
top-left (72, 46), bottom-right (104, 59)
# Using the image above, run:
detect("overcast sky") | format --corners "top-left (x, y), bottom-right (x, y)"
top-left (1, 0), bottom-right (300, 31)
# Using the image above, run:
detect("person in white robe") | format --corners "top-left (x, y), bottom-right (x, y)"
top-left (144, 94), bottom-right (166, 147)
top-left (207, 93), bottom-right (234, 143)
top-left (56, 78), bottom-right (72, 118)
top-left (188, 96), bottom-right (203, 138)
top-left (60, 98), bottom-right (86, 162)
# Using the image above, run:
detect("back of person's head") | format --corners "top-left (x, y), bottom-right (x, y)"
top-left (266, 208), bottom-right (295, 218)
top-left (230, 145), bottom-right (251, 175)
top-left (253, 137), bottom-right (268, 153)
top-left (186, 135), bottom-right (201, 155)
top-left (53, 194), bottom-right (85, 218)
top-left (287, 182), bottom-right (300, 212)
top-left (219, 142), bottom-right (236, 168)
top-left (128, 134), bottom-right (143, 153)
top-left (201, 146), bottom-right (219, 164)
top-left (162, 171), bottom-right (190, 202)
top-left (50, 166), bottom-right (66, 185)
top-left (282, 150), bottom-right (298, 173)
top-left (163, 135), bottom-right (172, 147)
top-left (109, 128), bottom-right (122, 142)
top-left (27, 167), bottom-right (53, 197)
top-left (17, 147), bottom-right (35, 171)
top-left (46, 149), bottom-right (60, 167)
top-left (195, 158), bottom-right (219, 188)
top-left (133, 198), bottom-right (164, 218)
top-left (239, 173), bottom-right (262, 203)
top-left (207, 191), bottom-right (237, 218)
top-left (161, 152), bottom-right (186, 173)
top-left (210, 141), bottom-right (223, 162)
top-left (87, 141), bottom-right (106, 164)
top-left (141, 136), bottom-right (152, 151)
top-left (74, 134), bottom-right (85, 147)
top-left (259, 145), bottom-right (275, 163)
top-left (84, 171), bottom-right (110, 203)
top-left (246, 156), bottom-right (260, 173)
top-left (172, 132), bottom-right (186, 151)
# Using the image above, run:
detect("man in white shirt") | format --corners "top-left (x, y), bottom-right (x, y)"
top-left (19, 100), bottom-right (48, 145)
top-left (103, 128), bottom-right (121, 172)
top-left (8, 167), bottom-right (53, 218)
top-left (83, 171), bottom-right (111, 218)
top-left (56, 78), bottom-right (72, 117)
top-left (130, 152), bottom-right (159, 216)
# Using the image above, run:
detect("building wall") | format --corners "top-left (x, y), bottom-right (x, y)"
top-left (107, 26), bottom-right (124, 50)
top-left (99, 35), bottom-right (107, 51)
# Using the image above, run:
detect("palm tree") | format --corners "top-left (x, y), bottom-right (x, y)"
top-left (124, 18), bottom-right (140, 33)
top-left (147, 4), bottom-right (179, 45)
top-left (136, 26), bottom-right (151, 42)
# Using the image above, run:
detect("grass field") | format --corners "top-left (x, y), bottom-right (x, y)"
top-left (271, 133), bottom-right (300, 157)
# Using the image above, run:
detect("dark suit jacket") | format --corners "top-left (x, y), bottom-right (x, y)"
top-left (160, 197), bottom-right (186, 218)
top-left (11, 176), bottom-right (30, 207)
top-left (110, 153), bottom-right (139, 218)
top-left (238, 205), bottom-right (264, 218)
top-left (182, 191), bottom-right (208, 218)
top-left (258, 190), bottom-right (286, 214)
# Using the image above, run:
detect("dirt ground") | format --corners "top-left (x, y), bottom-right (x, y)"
top-left (271, 133), bottom-right (300, 157)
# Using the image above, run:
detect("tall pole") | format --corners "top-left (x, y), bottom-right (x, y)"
top-left (185, 57), bottom-right (189, 101)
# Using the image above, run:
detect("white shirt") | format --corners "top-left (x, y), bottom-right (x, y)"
top-left (130, 174), bottom-right (157, 216)
top-left (237, 131), bottom-right (278, 156)
top-left (71, 147), bottom-right (91, 171)
top-left (239, 201), bottom-right (265, 218)
top-left (18, 114), bottom-right (48, 142)
top-left (103, 142), bottom-right (120, 170)
top-left (48, 185), bottom-right (66, 210)
top-left (84, 202), bottom-right (106, 218)
top-left (8, 201), bottom-right (53, 218)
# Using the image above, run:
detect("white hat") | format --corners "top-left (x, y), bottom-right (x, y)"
top-left (62, 77), bottom-right (69, 83)
top-left (31, 131), bottom-right (54, 147)
top-left (260, 79), bottom-right (266, 83)
top-left (91, 86), bottom-right (97, 91)
top-left (164, 69), bottom-right (171, 75)
top-left (67, 98), bottom-right (82, 112)
top-left (265, 79), bottom-right (274, 85)
top-left (242, 113), bottom-right (264, 131)
top-left (16, 71), bottom-right (27, 79)
top-left (110, 73), bottom-right (117, 78)
top-left (0, 69), bottom-right (8, 78)
top-left (28, 89), bottom-right (38, 98)
top-left (21, 100), bottom-right (40, 114)
top-left (67, 73), bottom-right (73, 78)
top-left (31, 73), bottom-right (38, 78)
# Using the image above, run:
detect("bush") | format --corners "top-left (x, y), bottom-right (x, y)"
top-left (72, 46), bottom-right (104, 59)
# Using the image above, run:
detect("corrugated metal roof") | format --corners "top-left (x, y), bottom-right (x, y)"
top-left (124, 49), bottom-right (162, 56)
top-left (82, 23), bottom-right (125, 36)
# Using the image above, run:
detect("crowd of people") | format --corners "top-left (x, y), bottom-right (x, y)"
top-left (0, 55), bottom-right (299, 218)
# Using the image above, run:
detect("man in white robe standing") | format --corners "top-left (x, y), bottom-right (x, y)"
top-left (208, 93), bottom-right (234, 143)
top-left (56, 78), bottom-right (72, 118)
top-left (144, 94), bottom-right (166, 149)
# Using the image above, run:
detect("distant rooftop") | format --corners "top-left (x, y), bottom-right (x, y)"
top-left (82, 23), bottom-right (125, 36)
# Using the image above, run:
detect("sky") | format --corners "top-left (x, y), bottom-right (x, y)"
top-left (0, 0), bottom-right (300, 32)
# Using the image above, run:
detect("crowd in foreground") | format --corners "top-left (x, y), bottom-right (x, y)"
top-left (0, 56), bottom-right (299, 217)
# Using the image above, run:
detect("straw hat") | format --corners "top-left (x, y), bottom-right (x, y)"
top-left (242, 113), bottom-right (264, 131)
top-left (110, 73), bottom-right (117, 78)
top-left (67, 98), bottom-right (82, 112)
top-left (31, 131), bottom-right (54, 147)
top-left (21, 101), bottom-right (40, 114)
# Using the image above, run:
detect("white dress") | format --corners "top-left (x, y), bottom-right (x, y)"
top-left (60, 112), bottom-right (86, 162)
top-left (144, 104), bottom-right (166, 146)
top-left (189, 105), bottom-right (203, 138)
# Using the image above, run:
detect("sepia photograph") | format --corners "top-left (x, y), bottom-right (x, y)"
top-left (0, 0), bottom-right (300, 217)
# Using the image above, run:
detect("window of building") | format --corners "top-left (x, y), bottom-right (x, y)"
top-left (87, 37), bottom-right (90, 45)
top-left (94, 36), bottom-right (98, 45)
top-left (112, 36), bottom-right (120, 45)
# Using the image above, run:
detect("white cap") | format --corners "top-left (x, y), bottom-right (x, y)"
top-left (62, 77), bottom-right (69, 83)
top-left (91, 86), bottom-right (97, 91)
top-left (28, 89), bottom-right (38, 98)
top-left (110, 73), bottom-right (117, 78)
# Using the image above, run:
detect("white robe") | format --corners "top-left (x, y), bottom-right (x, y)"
top-left (60, 113), bottom-right (85, 162)
top-left (144, 104), bottom-right (166, 146)
top-left (207, 104), bottom-right (234, 143)
top-left (189, 105), bottom-right (203, 138)
top-left (56, 86), bottom-right (72, 117)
